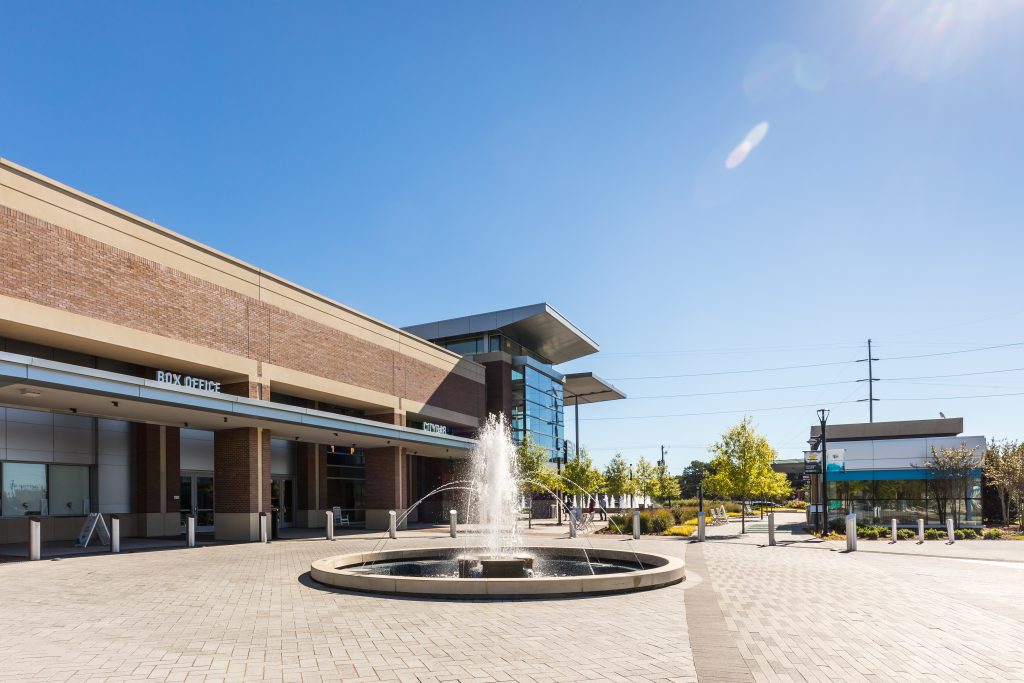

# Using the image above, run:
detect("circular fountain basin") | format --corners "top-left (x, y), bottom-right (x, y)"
top-left (310, 546), bottom-right (685, 598)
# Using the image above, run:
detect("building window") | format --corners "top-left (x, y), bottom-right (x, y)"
top-left (511, 365), bottom-right (563, 462)
top-left (49, 465), bottom-right (90, 516)
top-left (1, 463), bottom-right (47, 516)
top-left (444, 337), bottom-right (483, 356)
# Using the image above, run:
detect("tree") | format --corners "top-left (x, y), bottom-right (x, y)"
top-left (563, 447), bottom-right (605, 504)
top-left (678, 460), bottom-right (712, 499)
top-left (984, 441), bottom-right (1014, 525)
top-left (919, 442), bottom-right (984, 528)
top-left (603, 453), bottom-right (631, 505)
top-left (750, 470), bottom-right (793, 518)
top-left (634, 457), bottom-right (659, 507)
top-left (516, 436), bottom-right (557, 497)
top-left (657, 461), bottom-right (681, 504)
top-left (705, 417), bottom-right (777, 533)
top-left (985, 440), bottom-right (1024, 529)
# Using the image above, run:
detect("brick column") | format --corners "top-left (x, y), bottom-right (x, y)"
top-left (295, 442), bottom-right (326, 528)
top-left (213, 427), bottom-right (271, 541)
top-left (134, 424), bottom-right (181, 537)
top-left (364, 410), bottom-right (408, 530)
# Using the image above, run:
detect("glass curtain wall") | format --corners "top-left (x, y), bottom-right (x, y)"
top-left (511, 365), bottom-right (564, 461)
top-left (326, 449), bottom-right (366, 525)
top-left (827, 472), bottom-right (983, 526)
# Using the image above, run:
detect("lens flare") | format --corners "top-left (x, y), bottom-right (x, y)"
top-left (725, 122), bottom-right (769, 170)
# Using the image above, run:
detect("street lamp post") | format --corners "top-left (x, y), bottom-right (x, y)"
top-left (817, 408), bottom-right (830, 534)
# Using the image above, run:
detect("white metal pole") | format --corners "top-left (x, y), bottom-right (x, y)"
top-left (325, 510), bottom-right (334, 541)
top-left (450, 509), bottom-right (457, 538)
top-left (259, 512), bottom-right (268, 543)
top-left (947, 517), bottom-right (955, 543)
top-left (632, 510), bottom-right (641, 540)
top-left (187, 515), bottom-right (196, 548)
top-left (389, 510), bottom-right (397, 539)
top-left (845, 513), bottom-right (857, 552)
top-left (111, 515), bottom-right (120, 553)
top-left (697, 512), bottom-right (706, 542)
top-left (29, 517), bottom-right (41, 561)
top-left (768, 512), bottom-right (776, 546)
top-left (918, 518), bottom-right (924, 543)
top-left (891, 518), bottom-right (897, 544)
top-left (569, 512), bottom-right (577, 539)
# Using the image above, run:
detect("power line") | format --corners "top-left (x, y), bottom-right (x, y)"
top-left (607, 359), bottom-right (858, 381)
top-left (886, 366), bottom-right (1024, 381)
top-left (878, 341), bottom-right (1024, 361)
top-left (626, 379), bottom-right (858, 400)
top-left (582, 389), bottom-right (1024, 421)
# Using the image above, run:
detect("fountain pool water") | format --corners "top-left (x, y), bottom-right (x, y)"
top-left (310, 414), bottom-right (685, 598)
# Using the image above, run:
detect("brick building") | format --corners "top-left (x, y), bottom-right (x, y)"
top-left (0, 158), bottom-right (621, 544)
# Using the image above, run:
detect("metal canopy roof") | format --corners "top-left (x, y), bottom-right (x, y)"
top-left (0, 352), bottom-right (475, 459)
top-left (404, 303), bottom-right (599, 365)
top-left (562, 372), bottom-right (626, 405)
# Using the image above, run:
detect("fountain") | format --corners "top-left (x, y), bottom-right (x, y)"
top-left (310, 415), bottom-right (685, 598)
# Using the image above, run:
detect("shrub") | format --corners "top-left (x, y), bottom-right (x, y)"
top-left (896, 528), bottom-right (916, 540)
top-left (954, 528), bottom-right (980, 540)
top-left (645, 508), bottom-right (676, 534)
top-left (829, 518), bottom-right (847, 534)
top-left (984, 528), bottom-right (1003, 540)
top-left (857, 527), bottom-right (880, 540)
top-left (924, 528), bottom-right (947, 540)
top-left (785, 500), bottom-right (808, 510)
top-left (665, 523), bottom-right (697, 537)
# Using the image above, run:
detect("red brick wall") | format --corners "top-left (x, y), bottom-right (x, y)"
top-left (0, 205), bottom-right (483, 418)
top-left (133, 424), bottom-right (180, 514)
top-left (213, 427), bottom-right (272, 514)
top-left (364, 446), bottom-right (404, 509)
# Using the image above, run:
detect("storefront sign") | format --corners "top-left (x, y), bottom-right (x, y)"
top-left (156, 371), bottom-right (221, 393)
top-left (825, 448), bottom-right (846, 474)
top-left (422, 422), bottom-right (450, 435)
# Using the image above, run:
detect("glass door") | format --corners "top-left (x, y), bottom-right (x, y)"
top-left (271, 478), bottom-right (294, 528)
top-left (180, 472), bottom-right (215, 532)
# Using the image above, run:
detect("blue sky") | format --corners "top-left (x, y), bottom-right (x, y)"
top-left (3, 1), bottom-right (1024, 470)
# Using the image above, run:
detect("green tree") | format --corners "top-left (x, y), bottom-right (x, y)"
top-left (984, 440), bottom-right (1019, 526)
top-left (603, 453), bottom-right (631, 505)
top-left (634, 456), bottom-right (659, 507)
top-left (563, 446), bottom-right (606, 504)
top-left (516, 436), bottom-right (557, 496)
top-left (750, 470), bottom-right (793, 517)
top-left (678, 460), bottom-right (712, 499)
top-left (919, 442), bottom-right (983, 527)
top-left (705, 417), bottom-right (777, 533)
top-left (657, 461), bottom-right (681, 504)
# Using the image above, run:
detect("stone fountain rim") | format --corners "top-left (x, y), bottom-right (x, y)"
top-left (310, 545), bottom-right (685, 599)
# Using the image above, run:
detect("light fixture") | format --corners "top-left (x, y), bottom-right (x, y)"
top-left (20, 388), bottom-right (42, 398)
top-left (69, 408), bottom-right (78, 413)
top-left (223, 417), bottom-right (228, 422)
top-left (111, 401), bottom-right (119, 407)
top-left (817, 408), bottom-right (830, 423)
top-left (184, 422), bottom-right (189, 427)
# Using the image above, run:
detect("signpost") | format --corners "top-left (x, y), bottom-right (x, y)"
top-left (75, 513), bottom-right (111, 548)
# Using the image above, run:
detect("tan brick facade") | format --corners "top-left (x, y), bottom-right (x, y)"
top-left (0, 202), bottom-right (484, 419)
top-left (213, 428), bottom-right (272, 515)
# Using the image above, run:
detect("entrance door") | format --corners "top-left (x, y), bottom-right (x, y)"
top-left (180, 472), bottom-right (215, 532)
top-left (271, 478), bottom-right (294, 528)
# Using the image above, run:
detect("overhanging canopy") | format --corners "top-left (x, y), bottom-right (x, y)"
top-left (562, 372), bottom-right (626, 405)
top-left (0, 351), bottom-right (475, 459)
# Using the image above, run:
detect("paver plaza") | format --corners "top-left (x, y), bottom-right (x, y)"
top-left (3, 512), bottom-right (1023, 682)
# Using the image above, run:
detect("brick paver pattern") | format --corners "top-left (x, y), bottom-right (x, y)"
top-left (3, 516), bottom-right (1023, 682)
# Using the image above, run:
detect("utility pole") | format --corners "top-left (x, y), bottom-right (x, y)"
top-left (856, 338), bottom-right (879, 422)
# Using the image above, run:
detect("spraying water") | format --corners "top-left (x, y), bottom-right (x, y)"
top-left (470, 413), bottom-right (521, 558)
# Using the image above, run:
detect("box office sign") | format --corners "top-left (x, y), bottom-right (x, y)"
top-left (156, 371), bottom-right (222, 393)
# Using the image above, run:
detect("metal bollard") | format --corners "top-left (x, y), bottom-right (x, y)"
top-left (259, 511), bottom-right (269, 543)
top-left (111, 515), bottom-right (120, 553)
top-left (450, 509), bottom-right (457, 538)
top-left (845, 513), bottom-right (857, 552)
top-left (632, 510), bottom-right (641, 540)
top-left (187, 515), bottom-right (196, 548)
top-left (891, 518), bottom-right (897, 544)
top-left (768, 512), bottom-right (776, 546)
top-left (569, 513), bottom-right (577, 539)
top-left (697, 512), bottom-right (706, 542)
top-left (326, 510), bottom-right (335, 541)
top-left (918, 518), bottom-right (925, 543)
top-left (389, 510), bottom-right (397, 539)
top-left (29, 516), bottom-right (41, 561)
top-left (947, 517), bottom-right (955, 543)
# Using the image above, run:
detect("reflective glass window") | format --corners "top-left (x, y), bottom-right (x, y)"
top-left (49, 465), bottom-right (90, 515)
top-left (2, 463), bottom-right (47, 516)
